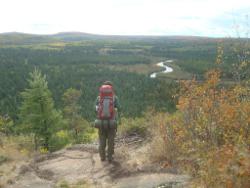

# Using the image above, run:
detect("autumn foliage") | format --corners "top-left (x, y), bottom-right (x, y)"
top-left (175, 69), bottom-right (250, 186)
top-left (152, 45), bottom-right (250, 187)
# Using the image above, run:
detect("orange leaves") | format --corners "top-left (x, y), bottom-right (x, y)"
top-left (205, 69), bottom-right (221, 86)
top-left (174, 65), bottom-right (250, 187)
top-left (198, 144), bottom-right (250, 187)
top-left (178, 68), bottom-right (250, 145)
top-left (221, 104), bottom-right (236, 121)
top-left (176, 97), bottom-right (189, 110)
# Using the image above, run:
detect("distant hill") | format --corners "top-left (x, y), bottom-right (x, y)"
top-left (0, 32), bottom-right (113, 45)
top-left (0, 31), bottom-right (219, 45)
top-left (51, 32), bottom-right (103, 41)
top-left (0, 32), bottom-right (59, 45)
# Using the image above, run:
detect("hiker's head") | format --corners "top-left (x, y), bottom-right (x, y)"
top-left (103, 81), bottom-right (113, 86)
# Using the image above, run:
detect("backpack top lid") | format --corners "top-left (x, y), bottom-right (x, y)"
top-left (103, 81), bottom-right (113, 86)
top-left (99, 84), bottom-right (114, 96)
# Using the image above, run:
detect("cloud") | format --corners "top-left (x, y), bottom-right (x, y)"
top-left (0, 0), bottom-right (249, 37)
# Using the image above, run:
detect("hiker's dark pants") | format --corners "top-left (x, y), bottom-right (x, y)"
top-left (98, 127), bottom-right (116, 160)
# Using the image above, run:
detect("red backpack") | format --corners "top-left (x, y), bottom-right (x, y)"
top-left (97, 85), bottom-right (115, 120)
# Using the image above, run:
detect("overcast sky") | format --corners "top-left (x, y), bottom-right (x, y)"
top-left (0, 0), bottom-right (249, 37)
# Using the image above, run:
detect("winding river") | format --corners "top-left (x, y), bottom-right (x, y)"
top-left (150, 60), bottom-right (174, 78)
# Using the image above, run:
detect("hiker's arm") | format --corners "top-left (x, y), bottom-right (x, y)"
top-left (114, 96), bottom-right (121, 113)
top-left (114, 96), bottom-right (122, 125)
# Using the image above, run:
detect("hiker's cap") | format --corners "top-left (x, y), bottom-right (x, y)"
top-left (103, 81), bottom-right (113, 86)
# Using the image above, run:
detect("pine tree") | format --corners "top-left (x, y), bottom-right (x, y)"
top-left (19, 69), bottom-right (63, 150)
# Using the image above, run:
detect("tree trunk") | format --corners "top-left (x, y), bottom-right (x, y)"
top-left (34, 134), bottom-right (38, 150)
top-left (44, 135), bottom-right (49, 151)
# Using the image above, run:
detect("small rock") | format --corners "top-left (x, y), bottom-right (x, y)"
top-left (7, 179), bottom-right (14, 185)
top-left (19, 165), bottom-right (32, 175)
top-left (37, 169), bottom-right (54, 180)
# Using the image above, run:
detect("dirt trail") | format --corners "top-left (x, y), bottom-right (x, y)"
top-left (6, 141), bottom-right (190, 188)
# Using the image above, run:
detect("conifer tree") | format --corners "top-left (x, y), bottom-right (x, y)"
top-left (19, 69), bottom-right (63, 150)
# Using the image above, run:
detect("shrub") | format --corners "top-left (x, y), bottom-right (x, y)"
top-left (0, 135), bottom-right (34, 160)
top-left (49, 127), bottom-right (97, 152)
top-left (149, 113), bottom-right (183, 164)
top-left (49, 130), bottom-right (71, 151)
top-left (118, 117), bottom-right (148, 137)
top-left (150, 69), bottom-right (250, 187)
top-left (78, 128), bottom-right (97, 143)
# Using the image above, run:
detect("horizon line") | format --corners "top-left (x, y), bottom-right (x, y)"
top-left (0, 31), bottom-right (234, 39)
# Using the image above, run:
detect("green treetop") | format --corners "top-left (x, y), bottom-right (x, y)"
top-left (19, 69), bottom-right (63, 151)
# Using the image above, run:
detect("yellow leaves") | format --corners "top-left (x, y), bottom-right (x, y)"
top-left (216, 45), bottom-right (224, 65)
top-left (56, 130), bottom-right (68, 139)
top-left (239, 61), bottom-right (248, 69)
top-left (39, 147), bottom-right (48, 154)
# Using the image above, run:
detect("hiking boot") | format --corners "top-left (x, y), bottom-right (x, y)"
top-left (101, 157), bottom-right (106, 161)
top-left (108, 157), bottom-right (113, 163)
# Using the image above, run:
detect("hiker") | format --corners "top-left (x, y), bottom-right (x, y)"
top-left (94, 81), bottom-right (121, 162)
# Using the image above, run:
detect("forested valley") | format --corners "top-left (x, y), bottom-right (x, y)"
top-left (0, 32), bottom-right (249, 187)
